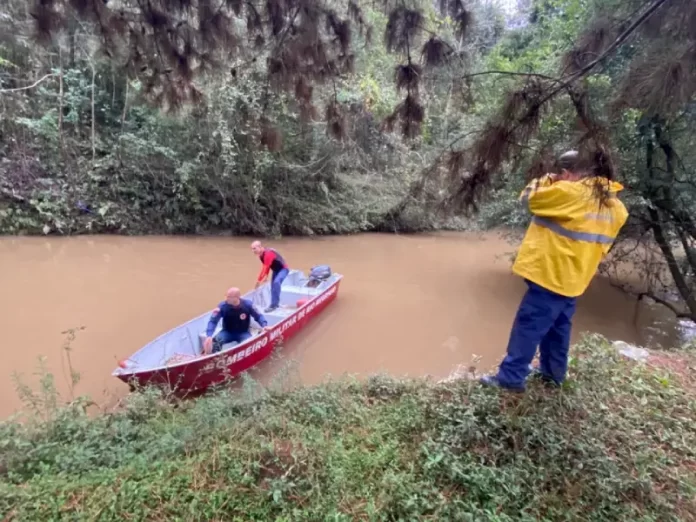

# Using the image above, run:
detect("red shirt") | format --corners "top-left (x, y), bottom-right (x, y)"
top-left (257, 248), bottom-right (288, 282)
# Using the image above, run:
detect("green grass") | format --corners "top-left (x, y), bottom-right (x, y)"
top-left (1, 334), bottom-right (696, 521)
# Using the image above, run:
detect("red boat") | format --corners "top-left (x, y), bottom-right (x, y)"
top-left (112, 266), bottom-right (342, 395)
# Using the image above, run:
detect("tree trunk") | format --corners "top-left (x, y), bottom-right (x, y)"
top-left (90, 60), bottom-right (96, 163)
top-left (121, 79), bottom-right (129, 132)
top-left (652, 123), bottom-right (696, 240)
top-left (645, 134), bottom-right (696, 321)
top-left (58, 47), bottom-right (64, 150)
top-left (647, 208), bottom-right (696, 320)
top-left (69, 28), bottom-right (76, 68)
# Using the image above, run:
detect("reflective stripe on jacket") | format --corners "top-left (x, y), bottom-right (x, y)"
top-left (512, 174), bottom-right (629, 298)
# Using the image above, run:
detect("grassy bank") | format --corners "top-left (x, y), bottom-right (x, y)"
top-left (1, 335), bottom-right (695, 521)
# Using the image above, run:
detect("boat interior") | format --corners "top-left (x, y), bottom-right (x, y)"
top-left (114, 269), bottom-right (341, 373)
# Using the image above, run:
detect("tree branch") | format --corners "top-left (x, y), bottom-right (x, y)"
top-left (0, 73), bottom-right (57, 94)
top-left (437, 0), bottom-right (671, 201)
top-left (636, 291), bottom-right (693, 320)
top-left (541, 0), bottom-right (671, 103)
top-left (651, 199), bottom-right (696, 241)
top-left (677, 226), bottom-right (696, 277)
top-left (460, 70), bottom-right (561, 82)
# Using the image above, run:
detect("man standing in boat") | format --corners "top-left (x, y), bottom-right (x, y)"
top-left (480, 149), bottom-right (628, 392)
top-left (251, 240), bottom-right (289, 313)
top-left (203, 287), bottom-right (269, 355)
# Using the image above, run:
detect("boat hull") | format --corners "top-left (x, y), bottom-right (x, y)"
top-left (115, 278), bottom-right (341, 396)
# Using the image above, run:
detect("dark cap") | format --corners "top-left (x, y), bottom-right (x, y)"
top-left (556, 150), bottom-right (579, 171)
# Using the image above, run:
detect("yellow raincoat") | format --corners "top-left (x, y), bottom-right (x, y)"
top-left (512, 174), bottom-right (628, 298)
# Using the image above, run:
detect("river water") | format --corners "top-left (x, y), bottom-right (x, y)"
top-left (0, 232), bottom-right (678, 418)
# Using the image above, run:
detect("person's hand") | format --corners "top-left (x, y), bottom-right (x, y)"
top-left (203, 336), bottom-right (213, 355)
top-left (255, 281), bottom-right (262, 289)
top-left (262, 326), bottom-right (271, 332)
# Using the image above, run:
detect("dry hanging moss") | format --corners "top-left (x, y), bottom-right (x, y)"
top-left (30, 0), bottom-right (366, 123)
top-left (435, 0), bottom-right (685, 213)
top-left (439, 75), bottom-right (552, 211)
top-left (421, 37), bottom-right (451, 68)
top-left (381, 0), bottom-right (472, 140)
top-left (385, 7), bottom-right (423, 54)
top-left (615, 43), bottom-right (696, 117)
top-left (31, 0), bottom-right (470, 146)
top-left (438, 0), bottom-right (472, 40)
top-left (325, 100), bottom-right (346, 140)
top-left (384, 94), bottom-right (424, 139)
top-left (260, 120), bottom-right (283, 152)
top-left (523, 147), bottom-right (555, 182)
top-left (395, 63), bottom-right (422, 93)
top-left (561, 18), bottom-right (617, 75)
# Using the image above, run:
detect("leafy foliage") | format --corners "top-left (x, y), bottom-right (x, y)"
top-left (25, 0), bottom-right (481, 143)
top-left (1, 336), bottom-right (695, 520)
top-left (30, 0), bottom-right (364, 112)
top-left (463, 0), bottom-right (696, 323)
top-left (1, 0), bottom-right (506, 236)
top-left (422, 0), bottom-right (693, 214)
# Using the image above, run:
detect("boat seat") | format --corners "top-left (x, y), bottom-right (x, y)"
top-left (282, 285), bottom-right (321, 296)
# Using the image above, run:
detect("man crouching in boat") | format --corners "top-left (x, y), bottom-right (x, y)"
top-left (251, 240), bottom-right (289, 313)
top-left (202, 287), bottom-right (269, 355)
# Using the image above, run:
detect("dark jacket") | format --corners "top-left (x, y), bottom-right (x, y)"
top-left (206, 299), bottom-right (267, 336)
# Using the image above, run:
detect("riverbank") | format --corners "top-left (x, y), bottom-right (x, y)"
top-left (2, 335), bottom-right (695, 521)
top-left (0, 168), bottom-right (463, 237)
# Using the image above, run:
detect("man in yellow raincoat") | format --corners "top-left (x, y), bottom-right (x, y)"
top-left (481, 150), bottom-right (629, 392)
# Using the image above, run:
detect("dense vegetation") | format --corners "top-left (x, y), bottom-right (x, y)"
top-left (0, 0), bottom-right (503, 236)
top-left (2, 0), bottom-right (696, 319)
top-left (1, 336), bottom-right (695, 520)
top-left (471, 0), bottom-right (696, 323)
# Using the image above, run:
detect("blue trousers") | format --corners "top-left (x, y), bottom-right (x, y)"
top-left (497, 280), bottom-right (577, 388)
top-left (212, 330), bottom-right (252, 353)
top-left (270, 268), bottom-right (289, 308)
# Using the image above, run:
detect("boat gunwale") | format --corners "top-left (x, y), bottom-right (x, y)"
top-left (112, 273), bottom-right (343, 377)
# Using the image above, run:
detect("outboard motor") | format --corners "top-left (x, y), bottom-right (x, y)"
top-left (307, 265), bottom-right (331, 287)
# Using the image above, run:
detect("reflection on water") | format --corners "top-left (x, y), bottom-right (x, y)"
top-left (0, 232), bottom-right (679, 418)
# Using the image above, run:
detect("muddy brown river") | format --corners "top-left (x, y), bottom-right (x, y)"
top-left (0, 232), bottom-right (678, 418)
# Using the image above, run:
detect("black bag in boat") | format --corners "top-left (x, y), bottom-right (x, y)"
top-left (307, 265), bottom-right (331, 287)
